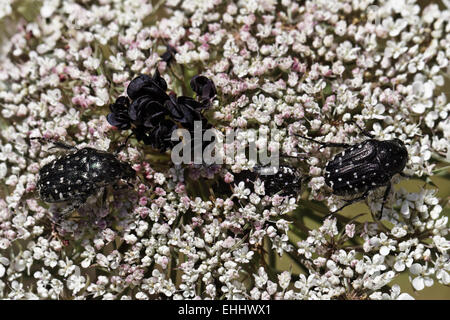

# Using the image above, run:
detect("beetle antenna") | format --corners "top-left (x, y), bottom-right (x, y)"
top-left (295, 134), bottom-right (351, 149)
top-left (279, 152), bottom-right (308, 159)
top-left (346, 120), bottom-right (374, 139)
top-left (29, 137), bottom-right (77, 151)
top-left (295, 134), bottom-right (327, 146)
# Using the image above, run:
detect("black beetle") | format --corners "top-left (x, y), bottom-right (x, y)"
top-left (234, 165), bottom-right (302, 197)
top-left (297, 124), bottom-right (409, 217)
top-left (33, 137), bottom-right (136, 215)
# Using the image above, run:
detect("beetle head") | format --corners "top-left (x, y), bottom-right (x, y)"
top-left (388, 138), bottom-right (408, 173)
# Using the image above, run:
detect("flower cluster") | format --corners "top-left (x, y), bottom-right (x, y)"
top-left (107, 71), bottom-right (216, 152)
top-left (0, 0), bottom-right (449, 301)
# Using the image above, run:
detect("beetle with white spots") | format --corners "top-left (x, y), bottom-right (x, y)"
top-left (297, 126), bottom-right (409, 217)
top-left (234, 165), bottom-right (302, 197)
top-left (33, 138), bottom-right (136, 215)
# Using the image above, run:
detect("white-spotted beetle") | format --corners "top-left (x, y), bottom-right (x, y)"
top-left (33, 137), bottom-right (136, 216)
top-left (234, 165), bottom-right (302, 197)
top-left (297, 123), bottom-right (409, 217)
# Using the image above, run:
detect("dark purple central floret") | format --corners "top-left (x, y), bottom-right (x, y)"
top-left (129, 96), bottom-right (168, 128)
top-left (106, 69), bottom-right (216, 153)
top-left (126, 71), bottom-right (169, 102)
top-left (165, 93), bottom-right (206, 129)
top-left (107, 96), bottom-right (132, 130)
top-left (190, 75), bottom-right (217, 106)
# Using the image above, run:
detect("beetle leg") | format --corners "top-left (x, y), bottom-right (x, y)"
top-left (325, 190), bottom-right (370, 218)
top-left (48, 142), bottom-right (77, 151)
top-left (319, 142), bottom-right (352, 149)
top-left (100, 187), bottom-right (112, 213)
top-left (295, 134), bottom-right (328, 146)
top-left (53, 198), bottom-right (86, 217)
top-left (347, 120), bottom-right (374, 139)
top-left (295, 135), bottom-right (351, 149)
top-left (68, 198), bottom-right (86, 214)
top-left (378, 183), bottom-right (392, 219)
top-left (30, 137), bottom-right (77, 151)
top-left (102, 187), bottom-right (108, 205)
top-left (57, 205), bottom-right (74, 217)
top-left (399, 172), bottom-right (413, 179)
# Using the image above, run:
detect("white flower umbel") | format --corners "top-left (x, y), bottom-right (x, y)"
top-left (0, 0), bottom-right (449, 301)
